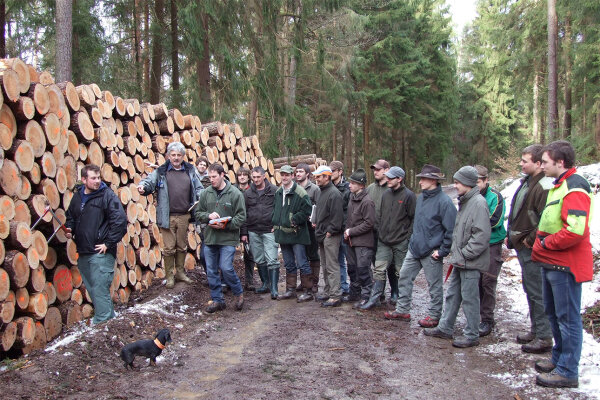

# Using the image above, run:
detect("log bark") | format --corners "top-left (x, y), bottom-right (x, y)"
top-left (58, 300), bottom-right (81, 328)
top-left (43, 306), bottom-right (62, 341)
top-left (3, 250), bottom-right (29, 288)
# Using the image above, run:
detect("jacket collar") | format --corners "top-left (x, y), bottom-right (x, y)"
top-left (422, 184), bottom-right (441, 198)
top-left (78, 181), bottom-right (107, 198)
top-left (350, 189), bottom-right (368, 201)
top-left (250, 179), bottom-right (274, 194)
top-left (458, 186), bottom-right (479, 207)
top-left (553, 167), bottom-right (576, 187)
top-left (158, 160), bottom-right (192, 174)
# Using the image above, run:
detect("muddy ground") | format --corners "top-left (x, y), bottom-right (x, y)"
top-left (1, 256), bottom-right (597, 400)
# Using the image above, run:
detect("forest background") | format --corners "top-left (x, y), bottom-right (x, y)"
top-left (3, 0), bottom-right (599, 187)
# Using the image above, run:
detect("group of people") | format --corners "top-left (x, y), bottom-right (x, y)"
top-left (64, 139), bottom-right (592, 389)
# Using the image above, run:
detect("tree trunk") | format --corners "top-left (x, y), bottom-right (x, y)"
top-left (149, 0), bottom-right (164, 104)
top-left (55, 0), bottom-right (73, 82)
top-left (532, 72), bottom-right (540, 143)
top-left (197, 12), bottom-right (211, 117)
top-left (171, 0), bottom-right (180, 108)
top-left (134, 0), bottom-right (142, 99)
top-left (144, 0), bottom-right (150, 98)
top-left (562, 13), bottom-right (572, 139)
top-left (547, 0), bottom-right (558, 141)
top-left (0, 0), bottom-right (5, 58)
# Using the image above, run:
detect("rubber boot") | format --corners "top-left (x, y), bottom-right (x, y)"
top-left (255, 264), bottom-right (270, 294)
top-left (360, 280), bottom-right (385, 310)
top-left (268, 268), bottom-right (280, 300)
top-left (279, 274), bottom-right (297, 300)
top-left (379, 279), bottom-right (387, 302)
top-left (297, 274), bottom-right (314, 302)
top-left (164, 254), bottom-right (175, 288)
top-left (388, 267), bottom-right (399, 305)
top-left (310, 261), bottom-right (320, 293)
top-left (175, 252), bottom-right (193, 283)
top-left (244, 251), bottom-right (256, 291)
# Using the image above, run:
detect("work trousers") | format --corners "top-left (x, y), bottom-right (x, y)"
top-left (346, 245), bottom-right (374, 300)
top-left (438, 268), bottom-right (481, 340)
top-left (161, 213), bottom-right (190, 256)
top-left (517, 247), bottom-right (552, 339)
top-left (395, 249), bottom-right (444, 319)
top-left (78, 253), bottom-right (116, 324)
top-left (479, 242), bottom-right (503, 323)
top-left (318, 234), bottom-right (342, 299)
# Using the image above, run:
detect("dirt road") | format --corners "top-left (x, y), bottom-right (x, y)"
top-left (1, 269), bottom-right (594, 399)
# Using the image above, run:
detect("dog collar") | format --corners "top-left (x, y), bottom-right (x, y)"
top-left (154, 338), bottom-right (166, 350)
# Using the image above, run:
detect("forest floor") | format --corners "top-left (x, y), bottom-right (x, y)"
top-left (1, 252), bottom-right (599, 400)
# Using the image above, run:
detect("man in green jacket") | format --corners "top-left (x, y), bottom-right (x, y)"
top-left (474, 165), bottom-right (506, 337)
top-left (272, 165), bottom-right (313, 301)
top-left (194, 163), bottom-right (246, 313)
top-left (424, 166), bottom-right (491, 348)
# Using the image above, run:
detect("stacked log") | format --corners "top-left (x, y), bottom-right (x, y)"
top-left (272, 154), bottom-right (328, 182)
top-left (0, 57), bottom-right (298, 356)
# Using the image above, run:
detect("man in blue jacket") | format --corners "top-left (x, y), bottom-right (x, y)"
top-left (66, 164), bottom-right (127, 325)
top-left (384, 164), bottom-right (456, 327)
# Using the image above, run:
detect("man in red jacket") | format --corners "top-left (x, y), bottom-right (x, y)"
top-left (532, 140), bottom-right (593, 389)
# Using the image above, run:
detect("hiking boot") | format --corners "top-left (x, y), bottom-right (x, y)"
top-left (452, 336), bottom-right (479, 348)
top-left (478, 321), bottom-right (493, 337)
top-left (279, 274), bottom-right (297, 300)
top-left (353, 299), bottom-right (368, 309)
top-left (321, 298), bottom-right (342, 308)
top-left (297, 275), bottom-right (314, 302)
top-left (516, 331), bottom-right (535, 344)
top-left (383, 311), bottom-right (410, 321)
top-left (418, 316), bottom-right (439, 328)
top-left (342, 293), bottom-right (360, 303)
top-left (534, 359), bottom-right (556, 373)
top-left (423, 327), bottom-right (452, 340)
top-left (297, 290), bottom-right (314, 303)
top-left (235, 294), bottom-right (244, 311)
top-left (536, 371), bottom-right (578, 388)
top-left (205, 301), bottom-right (226, 314)
top-left (316, 293), bottom-right (330, 302)
top-left (522, 338), bottom-right (553, 354)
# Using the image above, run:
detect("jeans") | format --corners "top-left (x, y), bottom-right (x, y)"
top-left (395, 250), bottom-right (444, 319)
top-left (78, 253), bottom-right (116, 324)
top-left (249, 232), bottom-right (280, 270)
top-left (517, 248), bottom-right (552, 338)
top-left (281, 243), bottom-right (311, 275)
top-left (318, 234), bottom-right (342, 299)
top-left (479, 242), bottom-right (503, 323)
top-left (205, 245), bottom-right (243, 303)
top-left (438, 268), bottom-right (481, 340)
top-left (542, 268), bottom-right (583, 379)
top-left (339, 241), bottom-right (349, 292)
top-left (346, 246), bottom-right (374, 299)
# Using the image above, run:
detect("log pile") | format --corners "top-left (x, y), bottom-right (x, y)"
top-left (272, 154), bottom-right (328, 179)
top-left (0, 58), bottom-right (283, 356)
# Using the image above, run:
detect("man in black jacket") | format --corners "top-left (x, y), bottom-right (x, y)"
top-left (361, 166), bottom-right (416, 310)
top-left (240, 167), bottom-right (279, 295)
top-left (66, 164), bottom-right (127, 325)
top-left (313, 166), bottom-right (344, 307)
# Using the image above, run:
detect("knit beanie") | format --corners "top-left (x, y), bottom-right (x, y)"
top-left (453, 166), bottom-right (478, 187)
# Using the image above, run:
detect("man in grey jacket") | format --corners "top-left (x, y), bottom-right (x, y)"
top-left (384, 164), bottom-right (456, 328)
top-left (424, 166), bottom-right (491, 348)
top-left (138, 142), bottom-right (203, 288)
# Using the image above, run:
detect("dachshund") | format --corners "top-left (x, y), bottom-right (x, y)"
top-left (120, 328), bottom-right (171, 369)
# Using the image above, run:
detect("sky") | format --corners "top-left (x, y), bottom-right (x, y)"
top-left (447, 0), bottom-right (478, 35)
